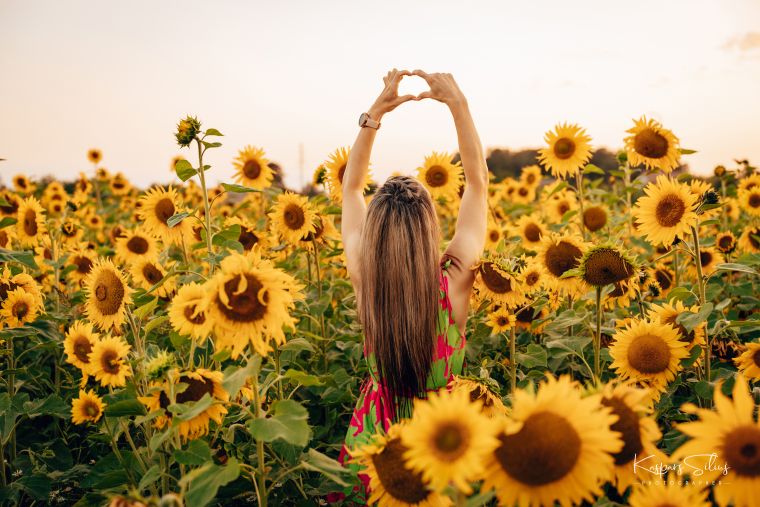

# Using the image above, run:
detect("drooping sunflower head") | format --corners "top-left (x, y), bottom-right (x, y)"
top-left (481, 374), bottom-right (622, 507)
top-left (71, 389), bottom-right (105, 425)
top-left (232, 145), bottom-right (273, 190)
top-left (267, 191), bottom-right (317, 246)
top-left (578, 244), bottom-right (637, 288)
top-left (449, 376), bottom-right (507, 419)
top-left (537, 122), bottom-right (593, 179)
top-left (63, 320), bottom-right (100, 371)
top-left (144, 350), bottom-right (177, 381)
top-left (416, 151), bottom-right (464, 200)
top-left (87, 335), bottom-right (132, 388)
top-left (84, 258), bottom-right (133, 331)
top-left (168, 282), bottom-right (213, 342)
top-left (624, 116), bottom-right (681, 173)
top-left (632, 175), bottom-right (698, 247)
top-left (15, 196), bottom-right (47, 247)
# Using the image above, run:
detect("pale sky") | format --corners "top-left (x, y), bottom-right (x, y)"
top-left (2, 0), bottom-right (759, 190)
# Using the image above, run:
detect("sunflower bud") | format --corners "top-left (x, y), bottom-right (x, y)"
top-left (702, 189), bottom-right (719, 206)
top-left (713, 165), bottom-right (726, 177)
top-left (616, 150), bottom-right (628, 164)
top-left (175, 115), bottom-right (201, 147)
top-left (145, 350), bottom-right (176, 381)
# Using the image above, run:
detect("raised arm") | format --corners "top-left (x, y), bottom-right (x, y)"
top-left (341, 69), bottom-right (417, 287)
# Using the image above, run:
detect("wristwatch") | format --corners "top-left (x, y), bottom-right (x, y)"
top-left (358, 112), bottom-right (381, 130)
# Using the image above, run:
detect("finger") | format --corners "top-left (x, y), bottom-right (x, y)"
top-left (412, 69), bottom-right (428, 77)
top-left (394, 94), bottom-right (416, 105)
top-left (416, 91), bottom-right (434, 100)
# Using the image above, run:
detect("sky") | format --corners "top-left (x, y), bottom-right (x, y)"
top-left (1, 0), bottom-right (759, 190)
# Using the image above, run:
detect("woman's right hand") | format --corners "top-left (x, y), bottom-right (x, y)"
top-left (412, 70), bottom-right (467, 108)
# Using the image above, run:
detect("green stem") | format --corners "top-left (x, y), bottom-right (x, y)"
top-left (6, 337), bottom-right (16, 463)
top-left (251, 373), bottom-right (268, 507)
top-left (195, 138), bottom-right (215, 273)
top-left (104, 418), bottom-right (137, 487)
top-left (274, 349), bottom-right (284, 401)
top-left (624, 162), bottom-right (633, 235)
top-left (312, 239), bottom-right (328, 373)
top-left (674, 250), bottom-right (680, 287)
top-left (509, 326), bottom-right (517, 395)
top-left (575, 169), bottom-right (587, 241)
top-left (691, 226), bottom-right (711, 384)
top-left (594, 286), bottom-right (602, 381)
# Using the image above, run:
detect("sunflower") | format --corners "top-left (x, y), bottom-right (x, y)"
top-left (632, 175), bottom-right (698, 247)
top-left (59, 218), bottom-right (84, 246)
top-left (0, 228), bottom-right (14, 249)
top-left (64, 321), bottom-right (100, 372)
top-left (649, 264), bottom-right (675, 297)
top-left (87, 148), bottom-right (102, 164)
top-left (298, 213), bottom-right (338, 249)
top-left (204, 248), bottom-right (305, 358)
top-left (225, 216), bottom-right (270, 253)
top-left (114, 228), bottom-right (159, 265)
top-left (138, 368), bottom-right (229, 442)
top-left (582, 204), bottom-right (608, 233)
top-left (349, 423), bottom-right (451, 507)
top-left (84, 258), bottom-right (133, 331)
top-left (535, 232), bottom-right (586, 295)
top-left (484, 221), bottom-right (503, 252)
top-left (511, 214), bottom-right (547, 250)
top-left (597, 381), bottom-right (668, 494)
top-left (415, 151), bottom-right (464, 200)
top-left (545, 190), bottom-right (578, 224)
top-left (739, 187), bottom-right (760, 217)
top-left (268, 192), bottom-right (317, 246)
top-left (325, 146), bottom-right (368, 202)
top-left (12, 174), bottom-right (35, 194)
top-left (110, 172), bottom-right (132, 196)
top-left (449, 376), bottom-right (507, 419)
top-left (715, 231), bottom-right (737, 255)
top-left (577, 244), bottom-right (636, 288)
top-left (168, 282), bottom-right (213, 342)
top-left (514, 304), bottom-right (549, 334)
top-left (674, 375), bottom-right (760, 507)
top-left (512, 183), bottom-right (536, 205)
top-left (689, 246), bottom-right (724, 278)
top-left (130, 260), bottom-right (175, 297)
top-left (472, 257), bottom-right (526, 308)
top-left (624, 116), bottom-right (681, 173)
top-left (627, 476), bottom-right (711, 507)
top-left (647, 300), bottom-right (706, 353)
top-left (520, 259), bottom-right (546, 294)
top-left (735, 342), bottom-right (760, 379)
top-left (71, 389), bottom-right (105, 425)
top-left (0, 288), bottom-right (40, 328)
top-left (739, 225), bottom-right (760, 253)
top-left (520, 165), bottom-right (542, 188)
top-left (232, 145), bottom-right (274, 189)
top-left (537, 123), bottom-right (593, 179)
top-left (401, 388), bottom-right (500, 494)
top-left (481, 374), bottom-right (621, 507)
top-left (15, 196), bottom-right (47, 247)
top-left (0, 268), bottom-right (44, 311)
top-left (87, 335), bottom-right (132, 388)
top-left (609, 318), bottom-right (689, 389)
top-left (138, 186), bottom-right (193, 245)
top-left (485, 307), bottom-right (515, 334)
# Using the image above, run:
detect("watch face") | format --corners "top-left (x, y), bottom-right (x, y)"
top-left (358, 113), bottom-right (368, 127)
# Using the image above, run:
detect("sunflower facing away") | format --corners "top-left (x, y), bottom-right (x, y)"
top-left (416, 151), bottom-right (464, 200)
top-left (84, 258), bottom-right (133, 331)
top-left (15, 196), bottom-right (47, 247)
top-left (138, 186), bottom-right (193, 245)
top-left (400, 388), bottom-right (500, 494)
top-left (87, 335), bottom-right (132, 388)
top-left (624, 116), bottom-right (681, 173)
top-left (232, 145), bottom-right (274, 190)
top-left (204, 248), bottom-right (305, 358)
top-left (349, 423), bottom-right (452, 507)
top-left (71, 389), bottom-right (105, 425)
top-left (674, 375), bottom-right (760, 507)
top-left (63, 321), bottom-right (101, 372)
top-left (168, 282), bottom-right (214, 342)
top-left (609, 318), bottom-right (689, 390)
top-left (537, 123), bottom-right (593, 179)
top-left (481, 374), bottom-right (622, 507)
top-left (632, 175), bottom-right (698, 247)
top-left (138, 368), bottom-right (229, 442)
top-left (268, 192), bottom-right (318, 246)
top-left (734, 342), bottom-right (760, 379)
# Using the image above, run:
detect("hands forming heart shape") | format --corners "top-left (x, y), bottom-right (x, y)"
top-left (369, 68), bottom-right (467, 118)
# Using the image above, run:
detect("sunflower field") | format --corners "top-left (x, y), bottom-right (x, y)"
top-left (1, 114), bottom-right (760, 507)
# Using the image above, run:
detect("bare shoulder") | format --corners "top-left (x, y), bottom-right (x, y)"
top-left (441, 250), bottom-right (475, 336)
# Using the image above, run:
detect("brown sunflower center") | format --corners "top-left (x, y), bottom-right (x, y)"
top-left (127, 236), bottom-right (149, 255)
top-left (699, 250), bottom-right (713, 267)
top-left (545, 241), bottom-right (582, 278)
top-left (142, 263), bottom-right (163, 285)
top-left (73, 335), bottom-right (93, 363)
top-left (557, 201), bottom-right (570, 216)
top-left (238, 228), bottom-right (258, 251)
top-left (525, 173), bottom-right (537, 185)
top-left (553, 138), bottom-right (576, 160)
top-left (583, 207), bottom-right (608, 232)
top-left (337, 164), bottom-right (346, 183)
top-left (432, 422), bottom-right (470, 460)
top-left (749, 193), bottom-right (760, 209)
top-left (217, 274), bottom-right (268, 323)
top-left (717, 235), bottom-right (735, 252)
top-left (516, 305), bottom-right (537, 324)
top-left (722, 425), bottom-right (760, 477)
top-left (480, 262), bottom-right (512, 294)
top-left (23, 209), bottom-right (38, 236)
top-left (582, 248), bottom-right (634, 287)
top-left (750, 228), bottom-right (760, 249)
top-left (84, 400), bottom-right (100, 417)
top-left (489, 230), bottom-right (500, 242)
top-left (495, 410), bottom-right (581, 485)
top-left (655, 194), bottom-right (686, 228)
top-left (183, 304), bottom-right (207, 325)
top-left (627, 334), bottom-right (671, 374)
top-left (93, 270), bottom-right (126, 316)
top-left (100, 349), bottom-right (121, 375)
top-left (425, 165), bottom-right (448, 187)
top-left (371, 438), bottom-right (430, 504)
top-left (62, 223), bottom-right (77, 237)
top-left (243, 159), bottom-right (261, 180)
top-left (468, 386), bottom-right (495, 409)
top-left (655, 269), bottom-right (673, 290)
top-left (74, 256), bottom-right (94, 274)
top-left (283, 203), bottom-right (306, 231)
top-left (154, 198), bottom-right (175, 225)
top-left (634, 128), bottom-right (669, 159)
top-left (524, 223), bottom-right (542, 243)
top-left (601, 396), bottom-right (643, 466)
top-left (525, 271), bottom-right (540, 286)
top-left (13, 301), bottom-right (29, 320)
top-left (752, 348), bottom-right (760, 368)
top-left (518, 187), bottom-right (529, 197)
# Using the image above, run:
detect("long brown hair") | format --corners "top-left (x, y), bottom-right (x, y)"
top-left (357, 175), bottom-right (441, 417)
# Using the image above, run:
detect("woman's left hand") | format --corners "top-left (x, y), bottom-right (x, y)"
top-left (367, 68), bottom-right (418, 120)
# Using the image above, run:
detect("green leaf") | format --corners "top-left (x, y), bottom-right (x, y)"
top-left (679, 148), bottom-right (697, 155)
top-left (201, 141), bottom-right (222, 149)
top-left (133, 297), bottom-right (158, 319)
top-left (0, 217), bottom-right (17, 229)
top-left (0, 196), bottom-right (10, 207)
top-left (300, 449), bottom-right (353, 487)
top-left (667, 287), bottom-right (694, 303)
top-left (515, 343), bottom-right (548, 369)
top-left (694, 380), bottom-right (713, 399)
top-left (222, 355), bottom-right (261, 398)
top-left (248, 399), bottom-right (312, 447)
top-left (168, 212), bottom-right (191, 228)
top-left (676, 303), bottom-right (713, 332)
top-left (284, 369), bottom-right (324, 387)
top-left (170, 393), bottom-right (214, 421)
top-left (183, 459), bottom-right (240, 507)
top-left (583, 164), bottom-right (605, 175)
top-left (715, 263), bottom-right (758, 276)
top-left (139, 464), bottom-right (161, 491)
top-left (145, 315), bottom-right (169, 334)
top-left (23, 394), bottom-right (69, 419)
top-left (212, 224), bottom-right (241, 244)
top-left (175, 159), bottom-right (198, 181)
top-left (16, 474), bottom-right (52, 500)
top-left (280, 337), bottom-right (315, 354)
top-left (174, 439), bottom-right (212, 466)
top-left (221, 183), bottom-right (261, 194)
top-left (104, 399), bottom-right (147, 417)
top-left (0, 249), bottom-right (37, 269)
top-left (205, 128), bottom-right (224, 137)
